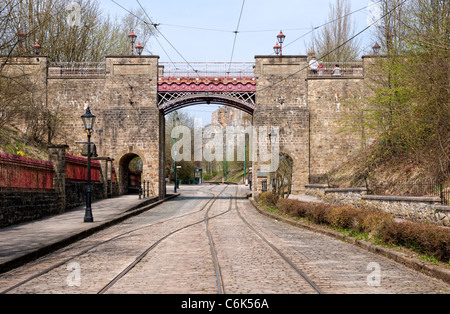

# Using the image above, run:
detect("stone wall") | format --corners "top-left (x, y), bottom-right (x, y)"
top-left (308, 77), bottom-right (366, 176)
top-left (0, 146), bottom-right (119, 228)
top-left (4, 55), bottom-right (380, 199)
top-left (47, 56), bottom-right (162, 198)
top-left (252, 55), bottom-right (374, 195)
top-left (305, 184), bottom-right (450, 227)
top-left (65, 181), bottom-right (106, 210)
top-left (0, 191), bottom-right (63, 228)
top-left (253, 56), bottom-right (309, 195)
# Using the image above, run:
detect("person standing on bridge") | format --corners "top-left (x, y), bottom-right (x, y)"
top-left (318, 62), bottom-right (324, 76)
top-left (309, 57), bottom-right (319, 75)
top-left (332, 64), bottom-right (342, 76)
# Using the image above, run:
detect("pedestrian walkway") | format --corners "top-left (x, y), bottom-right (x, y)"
top-left (0, 194), bottom-right (177, 273)
top-left (288, 194), bottom-right (323, 203)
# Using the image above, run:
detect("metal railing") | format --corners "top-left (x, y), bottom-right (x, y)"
top-left (310, 173), bottom-right (449, 205)
top-left (368, 180), bottom-right (450, 205)
top-left (0, 153), bottom-right (54, 191)
top-left (309, 174), bottom-right (332, 187)
top-left (307, 61), bottom-right (364, 78)
top-left (49, 62), bottom-right (106, 77)
top-left (159, 62), bottom-right (255, 78)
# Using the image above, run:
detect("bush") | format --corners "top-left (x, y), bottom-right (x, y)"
top-left (361, 211), bottom-right (393, 235)
top-left (306, 203), bottom-right (332, 225)
top-left (326, 206), bottom-right (360, 229)
top-left (259, 191), bottom-right (279, 207)
top-left (274, 197), bottom-right (449, 262)
top-left (380, 221), bottom-right (450, 262)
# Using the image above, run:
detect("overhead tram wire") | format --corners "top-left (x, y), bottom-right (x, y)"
top-left (228, 0), bottom-right (246, 73)
top-left (135, 0), bottom-right (201, 78)
top-left (158, 23), bottom-right (233, 34)
top-left (112, 0), bottom-right (385, 82)
top-left (109, 0), bottom-right (176, 66)
top-left (256, 0), bottom-right (408, 96)
top-left (279, 0), bottom-right (384, 53)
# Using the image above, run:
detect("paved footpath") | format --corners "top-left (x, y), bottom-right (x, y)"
top-left (0, 193), bottom-right (173, 273)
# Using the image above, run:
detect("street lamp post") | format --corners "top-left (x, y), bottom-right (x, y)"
top-left (128, 30), bottom-right (137, 56)
top-left (136, 43), bottom-right (144, 56)
top-left (81, 107), bottom-right (96, 223)
top-left (18, 30), bottom-right (26, 55)
top-left (274, 30), bottom-right (286, 56)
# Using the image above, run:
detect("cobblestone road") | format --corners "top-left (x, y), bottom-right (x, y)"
top-left (0, 185), bottom-right (449, 294)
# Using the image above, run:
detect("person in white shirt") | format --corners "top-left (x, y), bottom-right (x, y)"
top-left (309, 57), bottom-right (319, 75)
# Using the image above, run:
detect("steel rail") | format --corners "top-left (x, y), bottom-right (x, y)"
top-left (97, 185), bottom-right (233, 294)
top-left (0, 185), bottom-right (219, 294)
top-left (234, 188), bottom-right (324, 294)
top-left (204, 188), bottom-right (236, 295)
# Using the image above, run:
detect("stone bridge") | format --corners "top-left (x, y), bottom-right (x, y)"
top-left (2, 54), bottom-right (377, 198)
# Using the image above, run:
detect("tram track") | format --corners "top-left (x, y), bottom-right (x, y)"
top-left (4, 185), bottom-right (322, 295)
top-left (1, 185), bottom-right (229, 294)
top-left (233, 186), bottom-right (324, 294)
top-left (97, 185), bottom-right (233, 294)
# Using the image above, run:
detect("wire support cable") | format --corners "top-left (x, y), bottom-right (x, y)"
top-left (228, 0), bottom-right (246, 73)
top-left (256, 0), bottom-right (407, 96)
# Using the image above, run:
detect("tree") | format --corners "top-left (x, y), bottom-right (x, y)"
top-left (345, 0), bottom-right (450, 180)
top-left (0, 0), bottom-right (155, 62)
top-left (273, 154), bottom-right (294, 199)
top-left (0, 0), bottom-right (156, 146)
top-left (308, 0), bottom-right (361, 62)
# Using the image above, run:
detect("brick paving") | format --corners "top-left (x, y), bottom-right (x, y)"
top-left (0, 185), bottom-right (449, 294)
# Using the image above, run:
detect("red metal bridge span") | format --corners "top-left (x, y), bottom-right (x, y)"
top-left (157, 62), bottom-right (256, 115)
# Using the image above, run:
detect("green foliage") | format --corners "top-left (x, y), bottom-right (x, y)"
top-left (274, 198), bottom-right (448, 263)
top-left (342, 1), bottom-right (450, 181)
top-left (258, 191), bottom-right (279, 207)
top-left (5, 141), bottom-right (29, 157)
top-left (379, 221), bottom-right (450, 262)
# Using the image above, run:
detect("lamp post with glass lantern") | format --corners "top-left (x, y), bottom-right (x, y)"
top-left (81, 107), bottom-right (96, 223)
top-left (128, 30), bottom-right (137, 56)
top-left (274, 30), bottom-right (285, 56)
top-left (18, 30), bottom-right (26, 55)
top-left (33, 41), bottom-right (41, 55)
top-left (136, 43), bottom-right (144, 56)
top-left (372, 42), bottom-right (381, 56)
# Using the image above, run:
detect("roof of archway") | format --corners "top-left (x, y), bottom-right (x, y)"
top-left (158, 92), bottom-right (255, 115)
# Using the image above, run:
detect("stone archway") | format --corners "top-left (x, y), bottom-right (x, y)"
top-left (118, 153), bottom-right (143, 195)
top-left (273, 152), bottom-right (294, 198)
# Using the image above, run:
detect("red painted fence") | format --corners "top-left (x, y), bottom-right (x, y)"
top-left (0, 153), bottom-right (54, 190)
top-left (129, 170), bottom-right (142, 187)
top-left (65, 155), bottom-right (101, 182)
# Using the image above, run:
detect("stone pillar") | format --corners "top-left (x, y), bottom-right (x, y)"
top-left (253, 55), bottom-right (309, 196)
top-left (102, 56), bottom-right (160, 198)
top-left (48, 145), bottom-right (69, 211)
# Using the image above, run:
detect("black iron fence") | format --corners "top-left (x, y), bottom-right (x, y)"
top-left (309, 173), bottom-right (449, 205)
top-left (368, 180), bottom-right (450, 205)
top-left (308, 174), bottom-right (332, 187)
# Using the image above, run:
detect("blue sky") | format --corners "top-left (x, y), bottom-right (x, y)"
top-left (98, 0), bottom-right (380, 124)
top-left (99, 0), bottom-right (379, 62)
